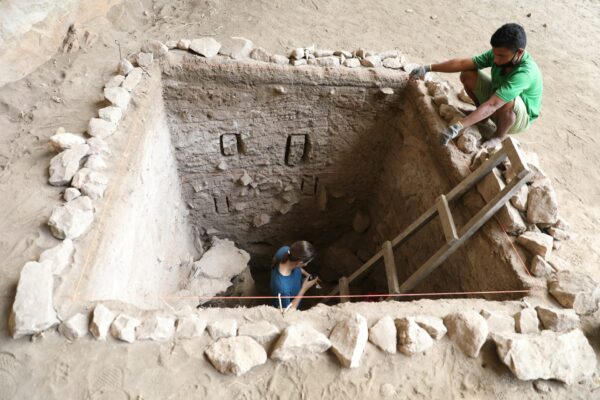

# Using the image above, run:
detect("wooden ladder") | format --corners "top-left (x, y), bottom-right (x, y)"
top-left (327, 137), bottom-right (533, 303)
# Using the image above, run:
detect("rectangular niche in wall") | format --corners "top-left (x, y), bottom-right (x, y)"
top-left (221, 134), bottom-right (239, 156)
top-left (285, 134), bottom-right (307, 166)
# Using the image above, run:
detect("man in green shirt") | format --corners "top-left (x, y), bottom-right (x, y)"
top-left (410, 23), bottom-right (543, 147)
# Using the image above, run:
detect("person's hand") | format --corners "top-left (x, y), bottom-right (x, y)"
top-left (301, 276), bottom-right (319, 292)
top-left (409, 64), bottom-right (431, 80)
top-left (440, 121), bottom-right (464, 145)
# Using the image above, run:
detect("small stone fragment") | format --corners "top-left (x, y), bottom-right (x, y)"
top-left (87, 118), bottom-right (117, 139)
top-left (289, 48), bottom-right (304, 59)
top-left (271, 324), bottom-right (331, 361)
top-left (369, 316), bottom-right (397, 354)
top-left (48, 144), bottom-right (89, 186)
top-left (87, 137), bottom-right (112, 157)
top-left (413, 315), bottom-right (447, 340)
top-left (208, 319), bottom-right (237, 340)
top-left (219, 37), bottom-right (253, 59)
top-left (104, 87), bottom-right (131, 110)
top-left (165, 40), bottom-right (177, 49)
top-left (395, 317), bottom-right (434, 355)
top-left (530, 255), bottom-right (552, 277)
top-left (330, 314), bottom-right (369, 368)
top-left (111, 314), bottom-right (141, 343)
top-left (59, 313), bottom-right (89, 340)
top-left (514, 308), bottom-right (540, 334)
top-left (71, 168), bottom-right (108, 200)
top-left (63, 187), bottom-right (81, 202)
top-left (250, 47), bottom-right (270, 62)
top-left (547, 227), bottom-right (571, 241)
top-left (535, 306), bottom-right (580, 332)
top-left (48, 196), bottom-right (94, 240)
top-left (517, 231), bottom-right (553, 259)
top-left (122, 67), bottom-right (143, 92)
top-left (360, 55), bottom-right (382, 67)
top-left (343, 58), bottom-right (361, 68)
top-left (239, 171), bottom-right (252, 186)
top-left (270, 54), bottom-right (289, 65)
top-left (444, 312), bottom-right (488, 358)
top-left (527, 178), bottom-right (559, 225)
top-left (205, 336), bottom-right (267, 376)
top-left (253, 213), bottom-right (270, 227)
top-left (382, 57), bottom-right (402, 69)
top-left (136, 316), bottom-right (176, 341)
top-left (177, 39), bottom-right (191, 50)
top-left (90, 304), bottom-right (115, 340)
top-left (49, 132), bottom-right (86, 152)
top-left (105, 75), bottom-right (124, 88)
top-left (118, 59), bottom-right (134, 76)
top-left (510, 184), bottom-right (529, 212)
top-left (190, 37), bottom-right (222, 58)
top-left (136, 52), bottom-right (154, 68)
top-left (98, 106), bottom-right (122, 124)
top-left (39, 238), bottom-right (74, 275)
top-left (85, 155), bottom-right (107, 171)
top-left (176, 315), bottom-right (207, 339)
top-left (456, 132), bottom-right (478, 153)
top-left (548, 270), bottom-right (600, 315)
top-left (291, 58), bottom-right (307, 66)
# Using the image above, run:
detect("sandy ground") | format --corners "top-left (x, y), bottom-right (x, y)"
top-left (1, 0), bottom-right (600, 398)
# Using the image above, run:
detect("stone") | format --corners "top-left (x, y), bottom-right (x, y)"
top-left (48, 144), bottom-right (89, 186)
top-left (413, 315), bottom-right (447, 340)
top-left (514, 308), bottom-right (540, 334)
top-left (98, 106), bottom-right (122, 124)
top-left (205, 336), bottom-right (267, 376)
top-left (536, 306), bottom-right (580, 332)
top-left (141, 40), bottom-right (168, 57)
top-left (239, 171), bottom-right (253, 186)
top-left (191, 237), bottom-right (250, 281)
top-left (444, 312), bottom-right (488, 358)
top-left (48, 196), bottom-right (94, 240)
top-left (118, 59), bottom-right (134, 76)
top-left (165, 40), bottom-right (177, 49)
top-left (137, 316), bottom-right (176, 341)
top-left (291, 58), bottom-right (307, 66)
top-left (87, 118), bottom-right (117, 139)
top-left (395, 317), bottom-right (434, 355)
top-left (111, 314), bottom-right (141, 343)
top-left (493, 329), bottom-right (596, 385)
top-left (189, 37), bottom-right (221, 58)
top-left (334, 50), bottom-right (352, 58)
top-left (58, 313), bottom-right (89, 340)
top-left (219, 37), bottom-right (253, 59)
top-left (480, 309), bottom-right (515, 336)
top-left (548, 270), bottom-right (600, 315)
top-left (238, 320), bottom-right (280, 348)
top-left (250, 47), bottom-right (270, 62)
top-left (104, 87), bottom-right (131, 110)
top-left (253, 213), bottom-right (271, 227)
top-left (105, 74), bottom-right (124, 88)
top-left (136, 52), bottom-right (153, 67)
top-left (90, 304), bottom-right (115, 340)
top-left (271, 324), bottom-right (331, 361)
top-left (517, 231), bottom-right (553, 259)
top-left (368, 316), bottom-right (396, 354)
top-left (382, 57), bottom-right (402, 69)
top-left (361, 55), bottom-right (382, 67)
top-left (39, 238), bottom-right (74, 275)
top-left (85, 155), bottom-right (107, 171)
top-left (177, 39), bottom-right (191, 50)
top-left (438, 104), bottom-right (461, 122)
top-left (527, 178), bottom-right (559, 225)
top-left (270, 54), bottom-right (289, 65)
top-left (343, 58), bottom-right (361, 68)
top-left (530, 255), bottom-right (552, 277)
top-left (315, 56), bottom-right (340, 67)
top-left (547, 227), bottom-right (571, 241)
top-left (289, 48), bottom-right (304, 59)
top-left (352, 211), bottom-right (371, 233)
top-left (208, 319), bottom-right (237, 340)
top-left (122, 67), bottom-right (143, 92)
top-left (87, 137), bottom-right (112, 157)
top-left (510, 183), bottom-right (529, 212)
top-left (176, 315), bottom-right (207, 339)
top-left (379, 87), bottom-right (394, 95)
top-left (330, 314), bottom-right (369, 368)
top-left (456, 132), bottom-right (478, 153)
top-left (476, 168), bottom-right (526, 235)
top-left (49, 132), bottom-right (86, 151)
top-left (71, 168), bottom-right (108, 200)
top-left (63, 187), bottom-right (81, 202)
top-left (314, 49), bottom-right (333, 57)
top-left (8, 261), bottom-right (58, 338)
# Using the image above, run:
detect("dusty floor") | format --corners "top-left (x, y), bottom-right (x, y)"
top-left (1, 0), bottom-right (600, 398)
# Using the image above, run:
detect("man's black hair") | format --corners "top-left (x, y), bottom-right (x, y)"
top-left (490, 23), bottom-right (527, 52)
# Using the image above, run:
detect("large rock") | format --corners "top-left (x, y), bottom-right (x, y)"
top-left (527, 178), bottom-right (559, 225)
top-left (510, 184), bottom-right (529, 212)
top-left (71, 168), bottom-right (108, 200)
top-left (8, 261), bottom-right (58, 338)
top-left (176, 315), bottom-right (207, 339)
top-left (49, 132), bottom-right (86, 151)
top-left (476, 168), bottom-right (526, 235)
top-left (104, 87), bottom-right (131, 110)
top-left (48, 144), bottom-right (89, 186)
top-left (87, 118), bottom-right (117, 139)
top-left (48, 196), bottom-right (94, 240)
top-left (189, 37), bottom-right (221, 58)
top-left (111, 314), bottom-right (141, 343)
top-left (413, 316), bottom-right (447, 340)
top-left (207, 319), bottom-right (237, 340)
top-left (330, 314), bottom-right (369, 368)
top-left (369, 316), bottom-right (397, 353)
top-left (205, 336), bottom-right (267, 376)
top-left (98, 106), bottom-right (122, 124)
top-left (121, 67), bottom-right (143, 92)
top-left (353, 212), bottom-right (371, 233)
top-left (219, 37), bottom-right (253, 59)
top-left (536, 306), bottom-right (580, 332)
top-left (39, 238), bottom-right (74, 275)
top-left (90, 304), bottom-right (115, 340)
top-left (444, 312), bottom-right (488, 358)
top-left (270, 324), bottom-right (331, 361)
top-left (238, 321), bottom-right (280, 348)
top-left (517, 231), bottom-right (553, 259)
top-left (493, 330), bottom-right (596, 384)
top-left (58, 313), bottom-right (89, 340)
top-left (395, 317), bottom-right (434, 355)
top-left (480, 309), bottom-right (515, 337)
top-left (514, 308), bottom-right (540, 334)
top-left (136, 316), bottom-right (176, 341)
top-left (548, 271), bottom-right (600, 315)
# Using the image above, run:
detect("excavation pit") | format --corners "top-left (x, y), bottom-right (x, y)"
top-left (61, 51), bottom-right (533, 311)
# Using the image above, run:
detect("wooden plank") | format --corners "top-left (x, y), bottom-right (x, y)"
top-left (383, 241), bottom-right (400, 294)
top-left (503, 137), bottom-right (531, 179)
top-left (339, 276), bottom-right (350, 303)
top-left (397, 172), bottom-right (533, 294)
top-left (436, 194), bottom-right (458, 244)
top-left (390, 205), bottom-right (438, 248)
top-left (346, 249), bottom-right (384, 283)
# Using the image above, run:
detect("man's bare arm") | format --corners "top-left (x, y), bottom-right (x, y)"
top-left (461, 94), bottom-right (506, 128)
top-left (431, 58), bottom-right (477, 73)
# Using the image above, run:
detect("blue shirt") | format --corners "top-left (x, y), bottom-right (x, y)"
top-left (270, 246), bottom-right (302, 308)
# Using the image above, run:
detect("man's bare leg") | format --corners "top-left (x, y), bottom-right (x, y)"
top-left (459, 70), bottom-right (480, 106)
top-left (485, 100), bottom-right (516, 148)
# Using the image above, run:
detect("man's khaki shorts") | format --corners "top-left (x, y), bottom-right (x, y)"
top-left (474, 70), bottom-right (530, 134)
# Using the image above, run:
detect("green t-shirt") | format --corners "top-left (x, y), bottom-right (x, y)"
top-left (471, 49), bottom-right (543, 123)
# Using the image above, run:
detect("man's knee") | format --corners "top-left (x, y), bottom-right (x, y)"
top-left (460, 70), bottom-right (477, 89)
top-left (496, 101), bottom-right (516, 120)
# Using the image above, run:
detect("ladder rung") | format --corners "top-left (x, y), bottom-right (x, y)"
top-left (339, 276), bottom-right (350, 303)
top-left (383, 240), bottom-right (400, 294)
top-left (436, 194), bottom-right (458, 244)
